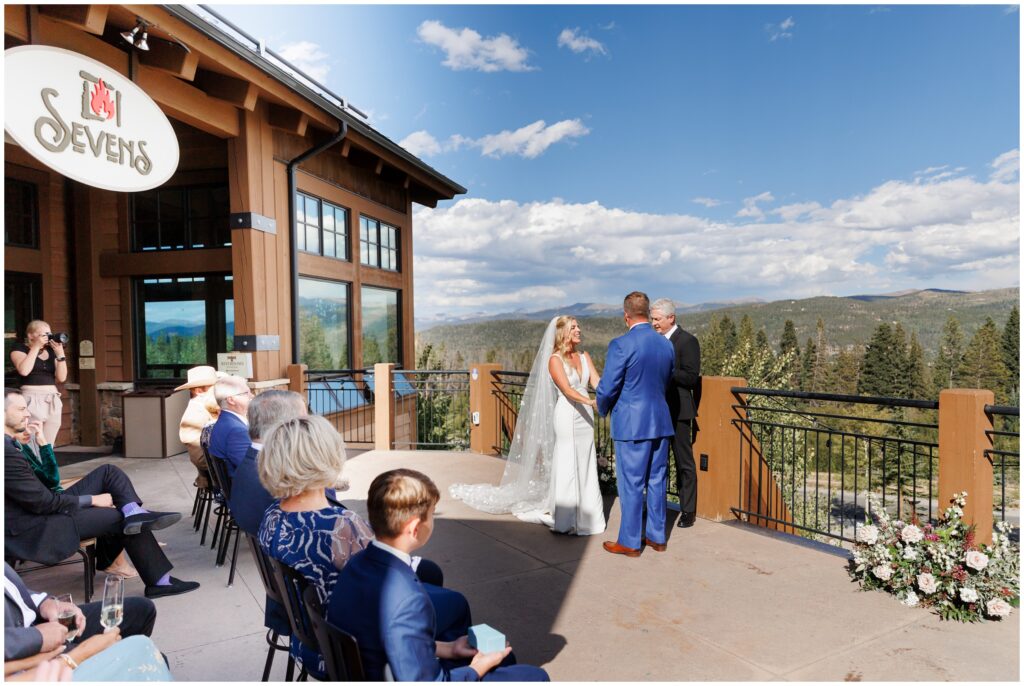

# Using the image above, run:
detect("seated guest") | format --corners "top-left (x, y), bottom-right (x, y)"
top-left (177, 366), bottom-right (223, 490)
top-left (14, 420), bottom-right (136, 579)
top-left (208, 375), bottom-right (253, 478)
top-left (4, 389), bottom-right (199, 599)
top-left (328, 469), bottom-right (549, 682)
top-left (257, 417), bottom-right (471, 678)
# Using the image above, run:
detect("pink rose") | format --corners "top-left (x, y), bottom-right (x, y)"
top-left (986, 598), bottom-right (1012, 618)
top-left (900, 524), bottom-right (924, 544)
top-left (917, 572), bottom-right (938, 595)
top-left (872, 564), bottom-right (893, 581)
top-left (965, 550), bottom-right (989, 571)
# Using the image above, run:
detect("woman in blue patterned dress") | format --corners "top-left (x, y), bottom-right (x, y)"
top-left (257, 415), bottom-right (471, 679)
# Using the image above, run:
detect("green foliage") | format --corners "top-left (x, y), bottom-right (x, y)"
top-left (932, 315), bottom-right (965, 396)
top-left (299, 314), bottom-right (334, 369)
top-left (859, 323), bottom-right (901, 396)
top-left (958, 317), bottom-right (1010, 401)
top-left (1001, 306), bottom-right (1019, 397)
top-left (904, 333), bottom-right (929, 399)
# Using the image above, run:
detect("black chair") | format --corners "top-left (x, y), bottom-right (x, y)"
top-left (301, 585), bottom-right (366, 681)
top-left (270, 559), bottom-right (324, 682)
top-left (245, 534), bottom-right (295, 682)
top-left (9, 538), bottom-right (98, 603)
top-left (205, 449), bottom-right (241, 585)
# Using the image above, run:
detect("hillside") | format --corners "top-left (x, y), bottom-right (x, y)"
top-left (415, 287), bottom-right (1020, 370)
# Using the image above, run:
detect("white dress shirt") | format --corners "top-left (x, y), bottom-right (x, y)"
top-left (663, 324), bottom-right (678, 340)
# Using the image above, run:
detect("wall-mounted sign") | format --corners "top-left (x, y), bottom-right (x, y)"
top-left (4, 45), bottom-right (179, 192)
top-left (79, 340), bottom-right (94, 357)
top-left (218, 352), bottom-right (254, 379)
top-left (80, 357), bottom-right (95, 370)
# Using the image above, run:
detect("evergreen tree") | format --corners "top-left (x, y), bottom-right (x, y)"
top-left (1001, 306), bottom-right (1019, 397)
top-left (828, 349), bottom-right (863, 395)
top-left (299, 314), bottom-right (334, 369)
top-left (780, 320), bottom-right (800, 358)
top-left (859, 323), bottom-right (900, 396)
top-left (811, 318), bottom-right (830, 392)
top-left (800, 337), bottom-right (817, 391)
top-left (958, 317), bottom-right (1009, 397)
top-left (932, 315), bottom-right (965, 395)
top-left (904, 333), bottom-right (929, 399)
top-left (892, 324), bottom-right (910, 396)
top-left (700, 314), bottom-right (727, 375)
top-left (738, 315), bottom-right (756, 349)
top-left (755, 328), bottom-right (770, 353)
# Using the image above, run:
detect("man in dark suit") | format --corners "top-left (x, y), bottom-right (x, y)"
top-left (4, 562), bottom-right (156, 661)
top-left (4, 388), bottom-right (199, 599)
top-left (596, 292), bottom-right (676, 555)
top-left (651, 299), bottom-right (701, 528)
top-left (208, 375), bottom-right (254, 478)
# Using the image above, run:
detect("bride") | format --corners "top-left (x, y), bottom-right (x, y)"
top-left (450, 316), bottom-right (606, 535)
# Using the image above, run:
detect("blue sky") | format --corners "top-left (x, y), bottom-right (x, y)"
top-left (211, 4), bottom-right (1020, 321)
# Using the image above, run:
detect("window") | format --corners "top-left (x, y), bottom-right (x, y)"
top-left (298, 277), bottom-right (350, 369)
top-left (133, 274), bottom-right (233, 380)
top-left (361, 286), bottom-right (400, 366)
top-left (5, 178), bottom-right (39, 248)
top-left (296, 193), bottom-right (349, 260)
top-left (359, 216), bottom-right (399, 271)
top-left (5, 272), bottom-right (43, 379)
top-left (131, 185), bottom-right (230, 251)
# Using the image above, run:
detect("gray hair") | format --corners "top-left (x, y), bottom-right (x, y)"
top-left (651, 298), bottom-right (676, 317)
top-left (248, 390), bottom-right (307, 441)
top-left (258, 415), bottom-right (347, 499)
top-left (214, 375), bottom-right (250, 408)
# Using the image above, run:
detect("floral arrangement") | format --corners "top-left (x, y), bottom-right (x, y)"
top-left (849, 491), bottom-right (1019, 622)
top-left (596, 451), bottom-right (617, 494)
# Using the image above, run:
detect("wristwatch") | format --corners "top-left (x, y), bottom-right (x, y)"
top-left (56, 356), bottom-right (67, 362)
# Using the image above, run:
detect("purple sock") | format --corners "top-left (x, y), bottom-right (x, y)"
top-left (121, 502), bottom-right (148, 517)
top-left (155, 573), bottom-right (172, 586)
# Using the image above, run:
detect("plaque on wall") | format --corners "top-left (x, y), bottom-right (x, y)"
top-left (80, 357), bottom-right (96, 370)
top-left (79, 340), bottom-right (94, 357)
top-left (217, 352), bottom-right (254, 379)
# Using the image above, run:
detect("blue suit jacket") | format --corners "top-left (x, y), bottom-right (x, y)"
top-left (328, 545), bottom-right (477, 682)
top-left (596, 323), bottom-right (675, 441)
top-left (208, 411), bottom-right (251, 477)
top-left (230, 446), bottom-right (273, 538)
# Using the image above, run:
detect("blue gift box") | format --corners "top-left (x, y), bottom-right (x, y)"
top-left (467, 624), bottom-right (505, 654)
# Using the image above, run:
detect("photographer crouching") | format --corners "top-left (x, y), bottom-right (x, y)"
top-left (9, 321), bottom-right (68, 445)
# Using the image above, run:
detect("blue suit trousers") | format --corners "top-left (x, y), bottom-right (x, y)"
top-left (614, 437), bottom-right (669, 549)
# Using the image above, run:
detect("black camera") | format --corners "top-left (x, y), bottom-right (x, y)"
top-left (46, 332), bottom-right (70, 345)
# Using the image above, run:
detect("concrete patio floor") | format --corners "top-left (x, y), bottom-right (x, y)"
top-left (27, 449), bottom-right (1020, 682)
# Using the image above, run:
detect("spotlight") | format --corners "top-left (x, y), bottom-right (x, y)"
top-left (120, 19), bottom-right (150, 51)
top-left (136, 28), bottom-right (149, 51)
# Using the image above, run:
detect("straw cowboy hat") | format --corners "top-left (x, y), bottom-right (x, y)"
top-left (174, 365), bottom-right (226, 391)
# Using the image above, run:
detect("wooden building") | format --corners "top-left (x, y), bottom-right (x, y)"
top-left (4, 4), bottom-right (465, 447)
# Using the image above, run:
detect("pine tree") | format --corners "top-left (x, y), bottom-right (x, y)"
top-left (892, 323), bottom-right (910, 396)
top-left (904, 333), bottom-right (929, 399)
top-left (958, 317), bottom-right (1008, 397)
top-left (1001, 306), bottom-right (1019, 397)
top-left (738, 315), bottom-right (756, 349)
top-left (800, 337), bottom-right (817, 391)
top-left (932, 315), bottom-right (965, 395)
top-left (811, 318), bottom-right (830, 392)
top-left (719, 315), bottom-right (738, 361)
top-left (859, 323), bottom-right (900, 396)
top-left (780, 320), bottom-right (800, 358)
top-left (755, 329), bottom-right (770, 353)
top-left (299, 314), bottom-right (334, 369)
top-left (700, 314), bottom-right (726, 375)
top-left (828, 349), bottom-right (863, 395)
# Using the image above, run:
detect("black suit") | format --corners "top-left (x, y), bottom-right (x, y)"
top-left (665, 327), bottom-right (701, 515)
top-left (4, 436), bottom-right (172, 585)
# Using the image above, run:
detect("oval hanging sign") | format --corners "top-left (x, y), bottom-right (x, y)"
top-left (4, 45), bottom-right (179, 192)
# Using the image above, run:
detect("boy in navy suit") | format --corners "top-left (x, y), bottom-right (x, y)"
top-left (328, 469), bottom-right (549, 682)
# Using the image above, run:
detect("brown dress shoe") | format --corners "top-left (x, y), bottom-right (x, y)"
top-left (603, 541), bottom-right (641, 557)
top-left (644, 538), bottom-right (667, 552)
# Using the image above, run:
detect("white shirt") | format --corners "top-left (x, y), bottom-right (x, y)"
top-left (371, 540), bottom-right (422, 571)
top-left (223, 409), bottom-right (249, 426)
top-left (663, 324), bottom-right (678, 340)
top-left (3, 575), bottom-right (46, 627)
top-left (251, 441), bottom-right (263, 452)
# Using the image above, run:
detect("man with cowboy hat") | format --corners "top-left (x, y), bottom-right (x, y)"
top-left (177, 366), bottom-right (226, 490)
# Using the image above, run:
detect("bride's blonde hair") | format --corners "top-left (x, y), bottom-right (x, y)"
top-left (552, 316), bottom-right (578, 359)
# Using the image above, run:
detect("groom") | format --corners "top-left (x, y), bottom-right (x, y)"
top-left (596, 291), bottom-right (675, 556)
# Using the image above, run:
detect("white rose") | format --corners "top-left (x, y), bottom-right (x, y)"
top-left (857, 525), bottom-right (879, 545)
top-left (872, 564), bottom-right (893, 581)
top-left (917, 572), bottom-right (938, 595)
top-left (965, 550), bottom-right (989, 571)
top-left (900, 524), bottom-right (923, 544)
top-left (902, 590), bottom-right (920, 607)
top-left (902, 547), bottom-right (918, 561)
top-left (985, 598), bottom-right (1011, 618)
top-left (959, 587), bottom-right (979, 603)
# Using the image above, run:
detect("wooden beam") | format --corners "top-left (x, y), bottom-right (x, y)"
top-left (267, 104), bottom-right (308, 137)
top-left (346, 129), bottom-right (457, 199)
top-left (4, 5), bottom-right (30, 42)
top-left (135, 63), bottom-right (240, 138)
top-left (340, 139), bottom-right (351, 158)
top-left (36, 14), bottom-right (129, 76)
top-left (374, 159), bottom-right (384, 176)
top-left (194, 69), bottom-right (258, 111)
top-left (98, 248), bottom-right (232, 277)
top-left (138, 38), bottom-right (199, 81)
top-left (403, 175), bottom-right (410, 190)
top-left (37, 4), bottom-right (108, 35)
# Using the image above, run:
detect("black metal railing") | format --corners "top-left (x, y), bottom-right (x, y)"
top-left (491, 371), bottom-right (528, 455)
top-left (305, 369), bottom-right (375, 444)
top-left (985, 404), bottom-right (1020, 529)
top-left (730, 387), bottom-right (940, 545)
top-left (393, 370), bottom-right (470, 451)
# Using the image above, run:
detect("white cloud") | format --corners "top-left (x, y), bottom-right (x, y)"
top-left (557, 28), bottom-right (607, 56)
top-left (1005, 5), bottom-right (1019, 15)
top-left (277, 41), bottom-right (330, 82)
top-left (736, 191), bottom-right (775, 219)
top-left (417, 20), bottom-right (533, 72)
top-left (412, 150), bottom-right (1020, 318)
top-left (990, 149), bottom-right (1019, 182)
top-left (692, 197), bottom-right (722, 208)
top-left (767, 17), bottom-right (796, 41)
top-left (402, 119), bottom-right (590, 159)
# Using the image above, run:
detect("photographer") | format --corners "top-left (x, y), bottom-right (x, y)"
top-left (9, 321), bottom-right (68, 445)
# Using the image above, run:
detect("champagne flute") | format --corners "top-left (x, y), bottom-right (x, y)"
top-left (99, 576), bottom-right (124, 631)
top-left (54, 593), bottom-right (79, 643)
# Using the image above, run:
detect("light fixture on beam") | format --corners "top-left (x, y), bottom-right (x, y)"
top-left (120, 19), bottom-right (150, 51)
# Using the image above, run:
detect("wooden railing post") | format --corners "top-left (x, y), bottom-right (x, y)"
top-left (374, 363), bottom-right (396, 451)
top-left (287, 363), bottom-right (307, 394)
top-left (469, 364), bottom-right (502, 455)
top-left (692, 376), bottom-right (747, 522)
top-left (938, 388), bottom-right (995, 544)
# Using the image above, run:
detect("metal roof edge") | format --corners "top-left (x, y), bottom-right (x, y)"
top-left (160, 4), bottom-right (467, 198)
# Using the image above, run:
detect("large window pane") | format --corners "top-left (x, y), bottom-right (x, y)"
top-left (295, 192), bottom-right (347, 261)
top-left (134, 274), bottom-right (233, 380)
top-left (5, 272), bottom-right (43, 379)
top-left (5, 179), bottom-right (39, 248)
top-left (361, 286), bottom-right (400, 366)
top-left (131, 184), bottom-right (229, 252)
top-left (298, 277), bottom-right (350, 369)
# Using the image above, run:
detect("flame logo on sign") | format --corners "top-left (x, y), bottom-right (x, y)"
top-left (89, 79), bottom-right (116, 120)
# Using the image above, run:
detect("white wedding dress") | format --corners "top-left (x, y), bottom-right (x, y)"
top-left (449, 318), bottom-right (606, 536)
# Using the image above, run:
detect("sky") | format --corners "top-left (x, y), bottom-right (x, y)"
top-left (210, 3), bottom-right (1020, 322)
